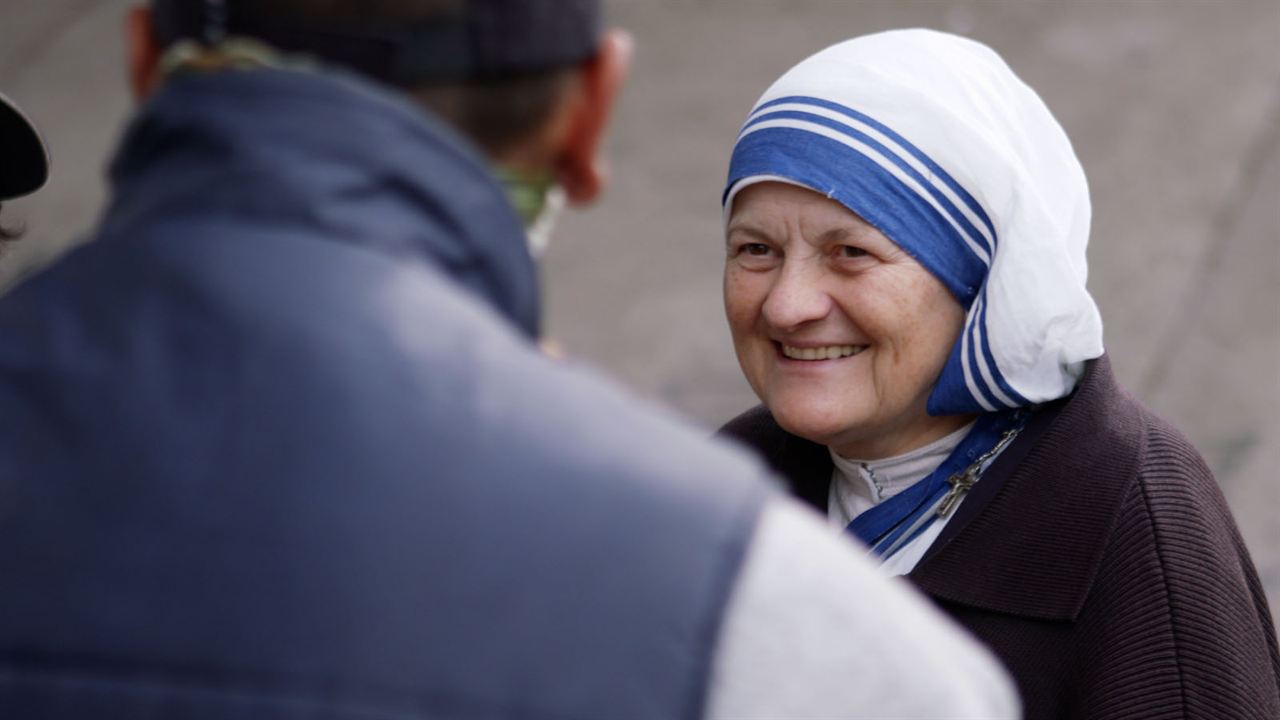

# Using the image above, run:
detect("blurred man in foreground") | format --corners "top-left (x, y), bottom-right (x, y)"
top-left (0, 2), bottom-right (1019, 717)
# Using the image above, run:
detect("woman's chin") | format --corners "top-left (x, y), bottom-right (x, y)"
top-left (768, 404), bottom-right (867, 450)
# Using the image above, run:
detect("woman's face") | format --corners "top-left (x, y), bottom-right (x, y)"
top-left (724, 182), bottom-right (973, 459)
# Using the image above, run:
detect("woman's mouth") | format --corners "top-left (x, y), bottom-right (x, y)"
top-left (780, 344), bottom-right (867, 361)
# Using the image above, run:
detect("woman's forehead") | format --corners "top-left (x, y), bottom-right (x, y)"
top-left (728, 181), bottom-right (876, 233)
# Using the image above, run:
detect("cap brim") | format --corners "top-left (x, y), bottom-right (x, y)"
top-left (0, 93), bottom-right (49, 201)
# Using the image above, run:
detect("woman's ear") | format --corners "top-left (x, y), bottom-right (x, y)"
top-left (126, 4), bottom-right (164, 101)
top-left (554, 29), bottom-right (633, 205)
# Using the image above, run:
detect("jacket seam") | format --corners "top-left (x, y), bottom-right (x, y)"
top-left (1133, 461), bottom-right (1190, 718)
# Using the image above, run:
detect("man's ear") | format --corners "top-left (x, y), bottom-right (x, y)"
top-left (554, 29), bottom-right (633, 205)
top-left (126, 4), bottom-right (164, 101)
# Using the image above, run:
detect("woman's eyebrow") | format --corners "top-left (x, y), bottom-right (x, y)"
top-left (815, 227), bottom-right (852, 245)
top-left (725, 224), bottom-right (773, 244)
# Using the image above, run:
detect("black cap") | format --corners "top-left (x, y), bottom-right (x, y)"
top-left (152, 0), bottom-right (603, 85)
top-left (0, 92), bottom-right (49, 201)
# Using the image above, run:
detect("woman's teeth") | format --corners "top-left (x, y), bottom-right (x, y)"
top-left (781, 344), bottom-right (865, 361)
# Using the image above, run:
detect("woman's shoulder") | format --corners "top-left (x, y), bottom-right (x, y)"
top-left (1065, 358), bottom-right (1220, 509)
top-left (1034, 357), bottom-right (1236, 552)
top-left (915, 357), bottom-right (1216, 615)
top-left (1037, 359), bottom-right (1271, 626)
top-left (1024, 355), bottom-right (1215, 497)
top-left (920, 359), bottom-right (1280, 715)
top-left (1073, 389), bottom-right (1280, 717)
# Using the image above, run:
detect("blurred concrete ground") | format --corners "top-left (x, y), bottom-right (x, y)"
top-left (1, 1), bottom-right (1277, 620)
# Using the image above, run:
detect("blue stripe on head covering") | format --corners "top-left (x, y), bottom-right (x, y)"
top-left (728, 126), bottom-right (985, 305)
top-left (976, 296), bottom-right (1031, 406)
top-left (726, 96), bottom-right (1025, 416)
top-left (747, 96), bottom-right (998, 256)
top-left (965, 309), bottom-right (1003, 412)
top-left (931, 332), bottom-right (989, 414)
top-left (924, 290), bottom-right (1032, 415)
top-left (727, 97), bottom-right (1001, 305)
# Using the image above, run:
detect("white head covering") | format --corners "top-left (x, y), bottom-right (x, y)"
top-left (724, 29), bottom-right (1104, 415)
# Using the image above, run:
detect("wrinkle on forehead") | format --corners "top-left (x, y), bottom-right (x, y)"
top-left (727, 182), bottom-right (903, 258)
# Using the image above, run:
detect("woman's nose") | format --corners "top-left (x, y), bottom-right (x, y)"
top-left (761, 263), bottom-right (833, 331)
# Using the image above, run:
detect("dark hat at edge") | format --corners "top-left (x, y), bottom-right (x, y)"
top-left (0, 92), bottom-right (50, 201)
top-left (151, 0), bottom-right (604, 85)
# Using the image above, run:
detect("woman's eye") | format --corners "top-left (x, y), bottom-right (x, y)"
top-left (729, 241), bottom-right (780, 270)
top-left (838, 245), bottom-right (868, 259)
top-left (734, 243), bottom-right (774, 258)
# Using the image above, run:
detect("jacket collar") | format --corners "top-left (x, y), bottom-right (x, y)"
top-left (911, 356), bottom-right (1144, 621)
top-left (104, 67), bottom-right (540, 337)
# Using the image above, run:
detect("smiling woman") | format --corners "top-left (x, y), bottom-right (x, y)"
top-left (725, 181), bottom-right (971, 461)
top-left (717, 29), bottom-right (1280, 720)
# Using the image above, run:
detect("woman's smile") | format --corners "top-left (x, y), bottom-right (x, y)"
top-left (779, 343), bottom-right (868, 361)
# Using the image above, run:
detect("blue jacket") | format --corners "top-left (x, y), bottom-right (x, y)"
top-left (0, 69), bottom-right (773, 719)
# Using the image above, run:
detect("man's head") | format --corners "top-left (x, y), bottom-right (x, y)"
top-left (126, 0), bottom-right (631, 203)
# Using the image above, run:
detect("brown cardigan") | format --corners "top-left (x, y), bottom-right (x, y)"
top-left (721, 356), bottom-right (1280, 719)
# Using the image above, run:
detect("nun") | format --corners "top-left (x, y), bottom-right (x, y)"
top-left (719, 29), bottom-right (1280, 719)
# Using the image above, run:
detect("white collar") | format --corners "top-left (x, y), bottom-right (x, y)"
top-left (829, 421), bottom-right (975, 505)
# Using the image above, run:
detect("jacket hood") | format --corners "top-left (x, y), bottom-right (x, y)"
top-left (103, 67), bottom-right (540, 337)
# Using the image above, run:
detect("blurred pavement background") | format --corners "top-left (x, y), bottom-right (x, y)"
top-left (2, 0), bottom-right (1277, 620)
